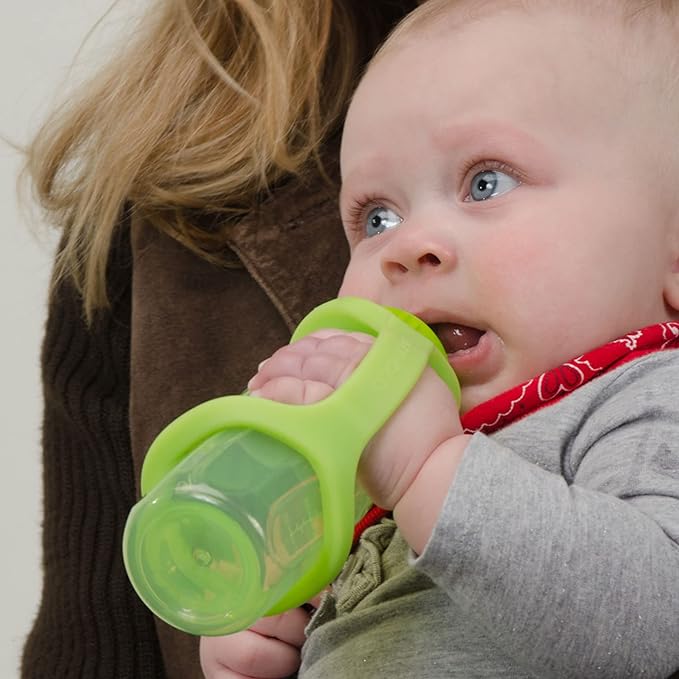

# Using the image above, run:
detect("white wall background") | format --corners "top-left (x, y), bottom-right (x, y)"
top-left (0, 3), bottom-right (141, 677)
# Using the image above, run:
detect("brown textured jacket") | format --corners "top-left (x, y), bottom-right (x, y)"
top-left (21, 165), bottom-right (349, 679)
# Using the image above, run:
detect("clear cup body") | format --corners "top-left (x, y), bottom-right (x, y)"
top-left (123, 428), bottom-right (368, 635)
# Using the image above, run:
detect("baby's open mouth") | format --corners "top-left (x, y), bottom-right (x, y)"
top-left (429, 322), bottom-right (485, 355)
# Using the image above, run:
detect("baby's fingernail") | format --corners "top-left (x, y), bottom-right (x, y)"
top-left (257, 358), bottom-right (269, 371)
top-left (249, 388), bottom-right (262, 398)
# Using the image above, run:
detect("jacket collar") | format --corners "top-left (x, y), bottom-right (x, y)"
top-left (222, 153), bottom-right (347, 331)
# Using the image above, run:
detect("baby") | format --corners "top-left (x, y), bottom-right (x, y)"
top-left (202, 1), bottom-right (679, 677)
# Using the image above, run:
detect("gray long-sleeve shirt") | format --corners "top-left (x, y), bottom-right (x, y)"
top-left (300, 351), bottom-right (679, 678)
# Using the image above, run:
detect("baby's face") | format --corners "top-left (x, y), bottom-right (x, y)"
top-left (338, 4), bottom-right (679, 413)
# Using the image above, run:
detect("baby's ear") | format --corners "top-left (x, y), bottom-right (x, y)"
top-left (665, 266), bottom-right (679, 313)
top-left (664, 231), bottom-right (679, 312)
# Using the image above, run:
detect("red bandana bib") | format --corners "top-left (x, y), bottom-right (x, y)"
top-left (354, 321), bottom-right (679, 540)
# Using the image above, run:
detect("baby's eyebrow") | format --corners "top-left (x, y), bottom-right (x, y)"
top-left (432, 119), bottom-right (545, 156)
top-left (338, 154), bottom-right (393, 210)
top-left (431, 119), bottom-right (553, 185)
top-left (337, 175), bottom-right (366, 215)
top-left (338, 184), bottom-right (350, 218)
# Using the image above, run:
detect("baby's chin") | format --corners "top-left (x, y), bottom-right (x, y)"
top-left (459, 389), bottom-right (490, 415)
top-left (458, 375), bottom-right (517, 414)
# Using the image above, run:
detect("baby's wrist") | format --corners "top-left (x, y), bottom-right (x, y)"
top-left (393, 434), bottom-right (471, 555)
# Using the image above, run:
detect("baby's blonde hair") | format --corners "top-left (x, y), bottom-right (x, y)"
top-left (379, 0), bottom-right (679, 45)
top-left (25, 0), bottom-right (411, 317)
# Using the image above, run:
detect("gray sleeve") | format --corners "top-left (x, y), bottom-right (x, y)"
top-left (414, 356), bottom-right (679, 679)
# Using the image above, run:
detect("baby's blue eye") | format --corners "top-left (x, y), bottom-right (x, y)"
top-left (365, 206), bottom-right (402, 237)
top-left (467, 170), bottom-right (520, 202)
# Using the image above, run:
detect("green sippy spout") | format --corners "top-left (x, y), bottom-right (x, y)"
top-left (122, 297), bottom-right (459, 636)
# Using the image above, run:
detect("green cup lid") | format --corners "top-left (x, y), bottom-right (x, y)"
top-left (123, 494), bottom-right (268, 635)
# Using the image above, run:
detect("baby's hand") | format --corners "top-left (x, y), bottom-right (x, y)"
top-left (200, 600), bottom-right (319, 678)
top-left (248, 331), bottom-right (463, 510)
top-left (248, 331), bottom-right (373, 405)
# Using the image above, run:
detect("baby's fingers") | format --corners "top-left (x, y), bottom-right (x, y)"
top-left (250, 376), bottom-right (335, 405)
top-left (248, 332), bottom-right (373, 398)
top-left (200, 629), bottom-right (301, 678)
top-left (250, 605), bottom-right (311, 647)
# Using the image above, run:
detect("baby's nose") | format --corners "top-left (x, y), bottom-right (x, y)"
top-left (380, 227), bottom-right (457, 280)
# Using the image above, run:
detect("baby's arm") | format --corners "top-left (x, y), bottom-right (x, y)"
top-left (414, 355), bottom-right (679, 677)
top-left (249, 330), bottom-right (470, 553)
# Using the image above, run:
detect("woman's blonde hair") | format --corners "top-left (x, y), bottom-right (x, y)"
top-left (26, 0), bottom-right (412, 317)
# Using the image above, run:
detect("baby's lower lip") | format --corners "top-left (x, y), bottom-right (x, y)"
top-left (447, 331), bottom-right (498, 381)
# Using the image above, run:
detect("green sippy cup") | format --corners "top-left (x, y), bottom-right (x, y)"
top-left (122, 297), bottom-right (459, 636)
